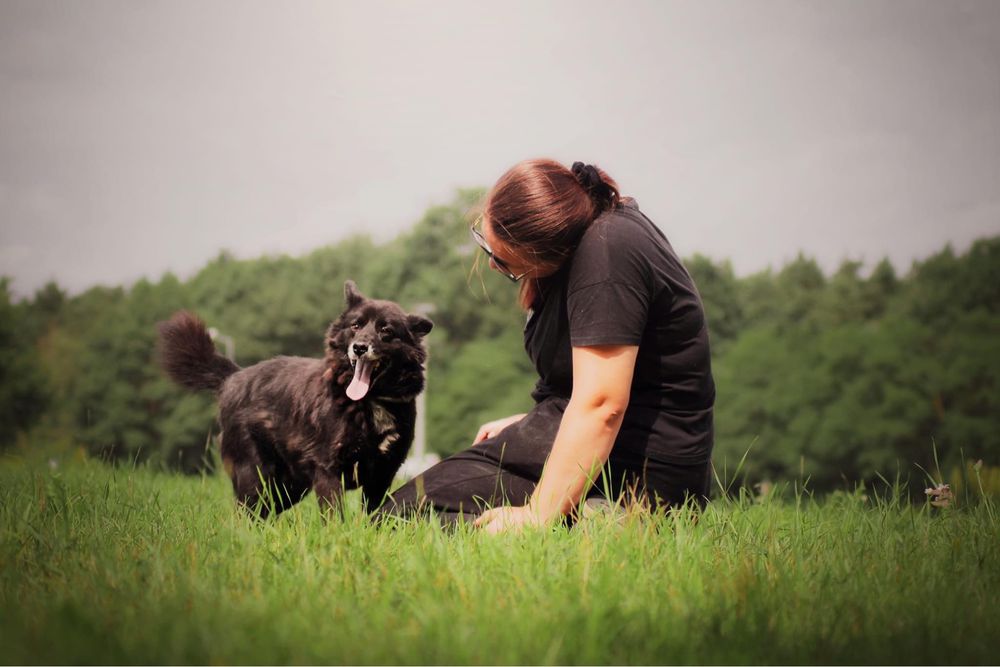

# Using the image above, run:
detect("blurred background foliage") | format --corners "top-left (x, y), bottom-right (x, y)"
top-left (3, 189), bottom-right (998, 494)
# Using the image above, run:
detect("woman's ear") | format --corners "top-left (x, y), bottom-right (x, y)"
top-left (406, 314), bottom-right (433, 339)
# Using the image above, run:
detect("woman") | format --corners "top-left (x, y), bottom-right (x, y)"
top-left (378, 159), bottom-right (715, 533)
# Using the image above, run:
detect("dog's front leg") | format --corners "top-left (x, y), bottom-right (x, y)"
top-left (361, 468), bottom-right (396, 515)
top-left (313, 472), bottom-right (345, 520)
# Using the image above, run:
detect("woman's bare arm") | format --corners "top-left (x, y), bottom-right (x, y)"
top-left (475, 344), bottom-right (637, 532)
top-left (528, 344), bottom-right (638, 520)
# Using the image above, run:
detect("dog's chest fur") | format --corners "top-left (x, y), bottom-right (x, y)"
top-left (369, 401), bottom-right (400, 453)
top-left (332, 396), bottom-right (415, 464)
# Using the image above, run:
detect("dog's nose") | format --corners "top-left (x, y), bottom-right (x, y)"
top-left (352, 343), bottom-right (369, 356)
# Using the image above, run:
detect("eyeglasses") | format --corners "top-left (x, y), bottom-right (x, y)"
top-left (470, 215), bottom-right (526, 283)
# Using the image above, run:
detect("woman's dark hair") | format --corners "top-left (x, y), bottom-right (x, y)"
top-left (483, 158), bottom-right (621, 309)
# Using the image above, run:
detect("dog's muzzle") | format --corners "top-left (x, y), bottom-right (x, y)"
top-left (346, 342), bottom-right (380, 401)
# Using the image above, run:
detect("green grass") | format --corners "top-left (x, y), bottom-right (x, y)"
top-left (1, 457), bottom-right (998, 665)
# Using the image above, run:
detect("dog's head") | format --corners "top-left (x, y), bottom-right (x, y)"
top-left (323, 281), bottom-right (433, 401)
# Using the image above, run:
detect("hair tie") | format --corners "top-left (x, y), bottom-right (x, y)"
top-left (571, 161), bottom-right (618, 212)
top-left (571, 161), bottom-right (602, 194)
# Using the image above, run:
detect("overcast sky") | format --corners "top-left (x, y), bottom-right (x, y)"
top-left (1, 1), bottom-right (998, 298)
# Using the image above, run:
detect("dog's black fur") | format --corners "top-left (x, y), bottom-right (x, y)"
top-left (157, 281), bottom-right (432, 517)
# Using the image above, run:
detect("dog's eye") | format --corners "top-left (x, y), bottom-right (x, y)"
top-left (380, 326), bottom-right (394, 338)
top-left (351, 321), bottom-right (362, 331)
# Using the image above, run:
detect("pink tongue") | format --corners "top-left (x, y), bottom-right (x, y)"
top-left (346, 357), bottom-right (373, 401)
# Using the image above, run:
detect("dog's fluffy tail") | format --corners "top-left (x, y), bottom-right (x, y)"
top-left (157, 311), bottom-right (240, 392)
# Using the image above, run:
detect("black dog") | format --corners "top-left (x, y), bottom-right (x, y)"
top-left (157, 281), bottom-right (432, 517)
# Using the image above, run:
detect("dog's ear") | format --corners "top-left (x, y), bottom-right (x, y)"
top-left (344, 280), bottom-right (365, 308)
top-left (406, 314), bottom-right (433, 339)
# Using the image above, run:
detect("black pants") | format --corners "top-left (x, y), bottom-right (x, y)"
top-left (376, 397), bottom-right (711, 526)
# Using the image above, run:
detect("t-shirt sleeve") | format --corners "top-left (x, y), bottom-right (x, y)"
top-left (566, 216), bottom-right (659, 347)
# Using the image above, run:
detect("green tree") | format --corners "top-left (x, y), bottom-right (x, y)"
top-left (0, 280), bottom-right (50, 447)
top-left (12, 187), bottom-right (999, 488)
top-left (686, 254), bottom-right (745, 346)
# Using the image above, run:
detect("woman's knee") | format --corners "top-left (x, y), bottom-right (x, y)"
top-left (372, 475), bottom-right (425, 521)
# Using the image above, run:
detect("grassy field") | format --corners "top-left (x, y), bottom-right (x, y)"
top-left (1, 457), bottom-right (998, 665)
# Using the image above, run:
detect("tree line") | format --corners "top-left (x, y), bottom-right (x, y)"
top-left (2, 188), bottom-right (998, 493)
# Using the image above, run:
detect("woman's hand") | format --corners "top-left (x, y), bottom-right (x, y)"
top-left (473, 504), bottom-right (546, 534)
top-left (473, 413), bottom-right (527, 444)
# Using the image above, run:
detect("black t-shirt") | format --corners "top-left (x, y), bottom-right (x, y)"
top-left (523, 198), bottom-right (715, 463)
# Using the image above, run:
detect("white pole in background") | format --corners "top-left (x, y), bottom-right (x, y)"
top-left (405, 302), bottom-right (439, 477)
top-left (207, 327), bottom-right (236, 362)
